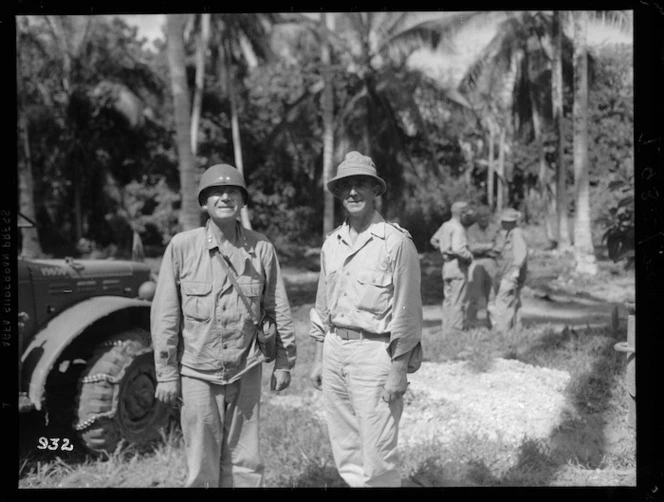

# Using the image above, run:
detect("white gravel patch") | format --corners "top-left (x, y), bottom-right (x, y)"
top-left (401, 359), bottom-right (572, 449)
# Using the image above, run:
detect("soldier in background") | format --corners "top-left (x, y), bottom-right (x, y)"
top-left (490, 208), bottom-right (529, 332)
top-left (466, 206), bottom-right (500, 328)
top-left (430, 201), bottom-right (473, 336)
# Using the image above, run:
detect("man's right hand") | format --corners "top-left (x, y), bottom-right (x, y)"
top-left (309, 361), bottom-right (323, 391)
top-left (155, 380), bottom-right (181, 406)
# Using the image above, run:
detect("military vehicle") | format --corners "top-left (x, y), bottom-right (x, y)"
top-left (18, 214), bottom-right (170, 455)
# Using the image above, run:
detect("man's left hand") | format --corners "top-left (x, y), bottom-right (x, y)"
top-left (271, 369), bottom-right (291, 391)
top-left (381, 366), bottom-right (408, 403)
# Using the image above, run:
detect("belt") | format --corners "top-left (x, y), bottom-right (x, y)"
top-left (332, 326), bottom-right (389, 340)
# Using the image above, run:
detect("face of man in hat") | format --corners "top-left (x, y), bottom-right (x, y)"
top-left (336, 175), bottom-right (381, 218)
top-left (201, 185), bottom-right (245, 223)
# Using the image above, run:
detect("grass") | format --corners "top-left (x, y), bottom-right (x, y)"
top-left (18, 248), bottom-right (636, 489)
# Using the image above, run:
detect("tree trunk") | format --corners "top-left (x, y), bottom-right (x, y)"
top-left (497, 126), bottom-right (506, 212)
top-left (166, 14), bottom-right (201, 231)
top-left (321, 12), bottom-right (335, 235)
top-left (531, 93), bottom-right (556, 247)
top-left (487, 123), bottom-right (495, 209)
top-left (572, 11), bottom-right (598, 275)
top-left (190, 13), bottom-right (210, 156)
top-left (17, 23), bottom-right (43, 257)
top-left (553, 10), bottom-right (571, 249)
top-left (222, 39), bottom-right (252, 230)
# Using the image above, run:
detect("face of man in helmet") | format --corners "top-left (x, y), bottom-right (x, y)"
top-left (201, 185), bottom-right (245, 223)
top-left (336, 175), bottom-right (380, 218)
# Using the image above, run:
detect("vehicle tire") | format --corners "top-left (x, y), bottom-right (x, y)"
top-left (75, 330), bottom-right (171, 455)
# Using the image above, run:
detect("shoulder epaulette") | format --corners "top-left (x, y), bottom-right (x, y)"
top-left (387, 221), bottom-right (413, 240)
top-left (326, 224), bottom-right (343, 239)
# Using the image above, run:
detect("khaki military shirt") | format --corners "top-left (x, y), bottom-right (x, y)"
top-left (312, 211), bottom-right (422, 362)
top-left (151, 220), bottom-right (296, 384)
top-left (431, 218), bottom-right (473, 279)
top-left (496, 226), bottom-right (528, 283)
top-left (467, 222), bottom-right (500, 258)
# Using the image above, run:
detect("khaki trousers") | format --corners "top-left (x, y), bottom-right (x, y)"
top-left (180, 364), bottom-right (263, 488)
top-left (491, 276), bottom-right (523, 332)
top-left (442, 275), bottom-right (468, 334)
top-left (467, 258), bottom-right (497, 326)
top-left (322, 332), bottom-right (403, 487)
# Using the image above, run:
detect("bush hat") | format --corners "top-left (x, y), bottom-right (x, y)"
top-left (198, 164), bottom-right (248, 205)
top-left (500, 208), bottom-right (521, 222)
top-left (327, 151), bottom-right (387, 196)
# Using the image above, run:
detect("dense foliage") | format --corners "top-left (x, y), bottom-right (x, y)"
top-left (16, 14), bottom-right (633, 257)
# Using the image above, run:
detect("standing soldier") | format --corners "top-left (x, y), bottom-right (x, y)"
top-left (309, 151), bottom-right (423, 487)
top-left (151, 164), bottom-right (296, 487)
top-left (430, 201), bottom-right (473, 336)
top-left (490, 207), bottom-right (529, 332)
top-left (466, 206), bottom-right (500, 328)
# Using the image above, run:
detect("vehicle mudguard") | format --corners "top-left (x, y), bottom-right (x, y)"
top-left (21, 296), bottom-right (152, 410)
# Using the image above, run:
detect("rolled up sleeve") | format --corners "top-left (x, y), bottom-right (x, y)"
top-left (387, 237), bottom-right (423, 360)
top-left (262, 243), bottom-right (296, 371)
top-left (150, 242), bottom-right (182, 383)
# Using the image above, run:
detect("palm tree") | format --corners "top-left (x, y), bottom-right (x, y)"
top-left (272, 12), bottom-right (476, 220)
top-left (190, 13), bottom-right (211, 156)
top-left (572, 10), bottom-right (598, 275)
top-left (320, 12), bottom-right (336, 235)
top-left (186, 13), bottom-right (280, 229)
top-left (16, 17), bottom-right (43, 258)
top-left (18, 15), bottom-right (164, 250)
top-left (552, 10), bottom-right (572, 249)
top-left (166, 14), bottom-right (200, 231)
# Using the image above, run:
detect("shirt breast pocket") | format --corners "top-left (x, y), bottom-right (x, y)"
top-left (356, 269), bottom-right (392, 315)
top-left (181, 281), bottom-right (213, 321)
top-left (237, 278), bottom-right (263, 319)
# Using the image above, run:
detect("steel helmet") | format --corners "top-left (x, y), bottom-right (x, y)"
top-left (198, 164), bottom-right (248, 205)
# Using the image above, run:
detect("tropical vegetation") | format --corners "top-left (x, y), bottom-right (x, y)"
top-left (16, 11), bottom-right (634, 271)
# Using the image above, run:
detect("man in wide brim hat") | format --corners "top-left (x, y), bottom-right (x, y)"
top-left (327, 151), bottom-right (387, 197)
top-left (310, 151), bottom-right (423, 487)
top-left (489, 207), bottom-right (528, 332)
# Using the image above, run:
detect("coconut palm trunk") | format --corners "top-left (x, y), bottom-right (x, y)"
top-left (190, 13), bottom-right (211, 156)
top-left (221, 38), bottom-right (252, 230)
top-left (487, 119), bottom-right (495, 209)
top-left (552, 10), bottom-right (571, 249)
top-left (17, 20), bottom-right (43, 257)
top-left (166, 14), bottom-right (201, 231)
top-left (497, 125), bottom-right (506, 212)
top-left (572, 11), bottom-right (598, 275)
top-left (321, 12), bottom-right (336, 235)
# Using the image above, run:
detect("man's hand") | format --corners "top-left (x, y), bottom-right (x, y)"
top-left (271, 369), bottom-right (291, 391)
top-left (309, 340), bottom-right (324, 391)
top-left (309, 361), bottom-right (323, 391)
top-left (381, 357), bottom-right (409, 403)
top-left (155, 380), bottom-right (180, 406)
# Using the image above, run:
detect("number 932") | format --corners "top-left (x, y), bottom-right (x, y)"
top-left (37, 437), bottom-right (73, 451)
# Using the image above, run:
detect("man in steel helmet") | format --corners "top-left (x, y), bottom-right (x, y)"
top-left (150, 163), bottom-right (296, 488)
top-left (309, 151), bottom-right (423, 487)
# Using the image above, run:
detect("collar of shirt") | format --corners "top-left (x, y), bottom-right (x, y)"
top-left (205, 219), bottom-right (258, 277)
top-left (337, 210), bottom-right (387, 247)
top-left (205, 219), bottom-right (256, 255)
